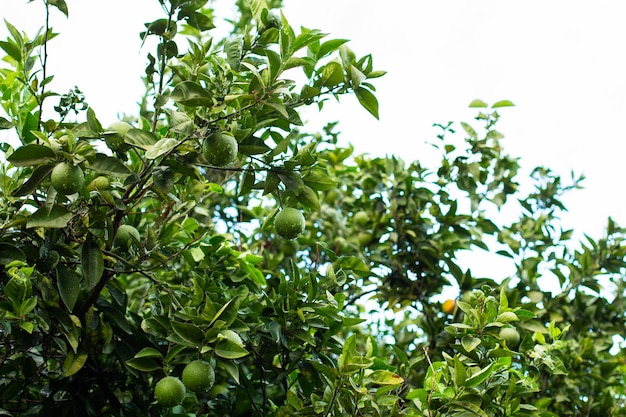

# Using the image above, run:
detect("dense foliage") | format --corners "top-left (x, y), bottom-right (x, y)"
top-left (1, 1), bottom-right (625, 416)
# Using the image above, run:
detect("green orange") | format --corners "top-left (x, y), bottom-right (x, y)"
top-left (182, 360), bottom-right (215, 393)
top-left (50, 162), bottom-right (85, 195)
top-left (274, 208), bottom-right (305, 240)
top-left (154, 376), bottom-right (186, 407)
top-left (202, 132), bottom-right (238, 167)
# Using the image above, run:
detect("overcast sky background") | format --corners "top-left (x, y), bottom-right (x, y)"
top-left (2, 1), bottom-right (626, 285)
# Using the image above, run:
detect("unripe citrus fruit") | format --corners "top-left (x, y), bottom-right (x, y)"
top-left (274, 208), bottom-right (305, 240)
top-left (86, 176), bottom-right (110, 192)
top-left (202, 132), bottom-right (238, 167)
top-left (181, 360), bottom-right (215, 393)
top-left (114, 225), bottom-right (140, 249)
top-left (499, 327), bottom-right (520, 347)
top-left (325, 188), bottom-right (339, 205)
top-left (442, 299), bottom-right (457, 315)
top-left (353, 211), bottom-right (369, 226)
top-left (154, 376), bottom-right (186, 407)
top-left (356, 232), bottom-right (373, 246)
top-left (50, 162), bottom-right (85, 195)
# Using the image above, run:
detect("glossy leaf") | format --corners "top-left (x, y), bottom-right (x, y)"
top-left (171, 81), bottom-right (213, 107)
top-left (7, 144), bottom-right (56, 166)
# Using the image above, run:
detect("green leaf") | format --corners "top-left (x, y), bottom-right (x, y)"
top-left (134, 347), bottom-right (164, 359)
top-left (0, 116), bottom-right (13, 130)
top-left (0, 40), bottom-right (21, 61)
top-left (461, 122), bottom-right (477, 140)
top-left (333, 256), bottom-right (370, 277)
top-left (350, 65), bottom-right (366, 89)
top-left (245, 0), bottom-right (269, 22)
top-left (146, 137), bottom-right (179, 159)
top-left (319, 61), bottom-right (343, 88)
top-left (56, 264), bottom-right (80, 311)
top-left (0, 243), bottom-right (26, 264)
top-left (355, 87), bottom-right (379, 119)
top-left (492, 100), bottom-right (515, 108)
top-left (124, 129), bottom-right (158, 150)
top-left (62, 352), bottom-right (88, 377)
top-left (171, 321), bottom-right (205, 346)
top-left (48, 0), bottom-right (69, 17)
top-left (364, 370), bottom-right (404, 386)
top-left (469, 99), bottom-right (488, 108)
top-left (90, 153), bottom-right (131, 177)
top-left (215, 339), bottom-right (249, 359)
top-left (495, 312), bottom-right (519, 323)
top-left (217, 358), bottom-right (240, 384)
top-left (465, 362), bottom-right (504, 388)
top-left (171, 81), bottom-right (213, 107)
top-left (81, 236), bottom-right (103, 291)
top-left (7, 144), bottom-right (56, 166)
top-left (86, 107), bottom-right (102, 132)
top-left (11, 164), bottom-right (54, 197)
top-left (27, 205), bottom-right (73, 228)
top-left (168, 111), bottom-right (194, 135)
top-left (318, 39), bottom-right (349, 59)
top-left (126, 357), bottom-right (161, 372)
top-left (461, 335), bottom-right (481, 353)
top-left (225, 35), bottom-right (243, 71)
top-left (297, 185), bottom-right (320, 210)
top-left (303, 170), bottom-right (336, 191)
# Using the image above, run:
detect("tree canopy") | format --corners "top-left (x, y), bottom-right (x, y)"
top-left (0, 1), bottom-right (625, 416)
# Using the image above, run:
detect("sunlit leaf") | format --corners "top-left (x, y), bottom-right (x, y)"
top-left (355, 87), bottom-right (379, 119)
top-left (171, 81), bottom-right (213, 107)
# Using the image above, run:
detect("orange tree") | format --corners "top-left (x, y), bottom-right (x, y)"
top-left (1, 1), bottom-right (625, 416)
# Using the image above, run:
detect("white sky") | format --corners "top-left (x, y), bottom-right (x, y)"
top-left (2, 1), bottom-right (626, 262)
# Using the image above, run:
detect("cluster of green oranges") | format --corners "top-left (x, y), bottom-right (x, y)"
top-left (154, 360), bottom-right (215, 407)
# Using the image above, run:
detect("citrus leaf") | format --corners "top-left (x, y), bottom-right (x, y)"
top-left (217, 358), bottom-right (240, 384)
top-left (171, 321), bottom-right (205, 346)
top-left (134, 347), bottom-right (164, 358)
top-left (90, 153), bottom-right (131, 177)
top-left (124, 129), bottom-right (158, 150)
top-left (355, 87), bottom-right (379, 119)
top-left (364, 370), bottom-right (404, 386)
top-left (146, 137), bottom-right (179, 159)
top-left (171, 81), bottom-right (213, 107)
top-left (225, 35), bottom-right (243, 71)
top-left (297, 185), bottom-right (320, 210)
top-left (7, 144), bottom-right (56, 166)
top-left (319, 61), bottom-right (343, 88)
top-left (215, 339), bottom-right (249, 359)
top-left (126, 357), bottom-right (161, 372)
top-left (495, 312), bottom-right (519, 323)
top-left (168, 111), bottom-right (194, 135)
top-left (27, 205), bottom-right (73, 228)
top-left (461, 335), bottom-right (481, 353)
top-left (56, 264), bottom-right (80, 311)
top-left (11, 164), bottom-right (54, 196)
top-left (469, 99), bottom-right (488, 108)
top-left (0, 115), bottom-right (13, 130)
top-left (81, 236), bottom-right (103, 291)
top-left (62, 352), bottom-right (88, 377)
top-left (492, 100), bottom-right (515, 108)
top-left (303, 170), bottom-right (336, 191)
top-left (48, 0), bottom-right (69, 17)
top-left (333, 256), bottom-right (370, 277)
top-left (0, 243), bottom-right (26, 264)
top-left (245, 0), bottom-right (269, 22)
